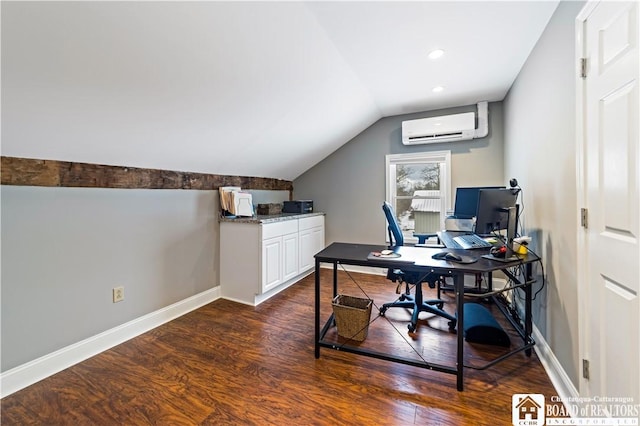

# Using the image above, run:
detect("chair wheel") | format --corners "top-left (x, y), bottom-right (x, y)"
top-left (379, 307), bottom-right (387, 316)
top-left (448, 320), bottom-right (457, 331)
top-left (408, 323), bottom-right (416, 332)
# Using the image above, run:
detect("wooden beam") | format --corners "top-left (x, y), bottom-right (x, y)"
top-left (1, 157), bottom-right (293, 192)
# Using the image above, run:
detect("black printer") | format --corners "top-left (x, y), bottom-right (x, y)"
top-left (283, 200), bottom-right (313, 214)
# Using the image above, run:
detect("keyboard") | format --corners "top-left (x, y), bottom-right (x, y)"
top-left (452, 234), bottom-right (492, 250)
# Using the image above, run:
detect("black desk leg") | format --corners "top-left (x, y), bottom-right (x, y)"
top-left (455, 272), bottom-right (464, 391)
top-left (315, 258), bottom-right (321, 359)
top-left (525, 263), bottom-right (533, 357)
top-left (333, 261), bottom-right (338, 297)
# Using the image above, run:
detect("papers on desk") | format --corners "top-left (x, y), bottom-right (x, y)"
top-left (219, 186), bottom-right (254, 217)
top-left (367, 251), bottom-right (415, 263)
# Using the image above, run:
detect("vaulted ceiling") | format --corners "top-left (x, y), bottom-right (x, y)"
top-left (2, 1), bottom-right (559, 181)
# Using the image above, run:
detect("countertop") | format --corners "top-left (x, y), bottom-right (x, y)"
top-left (219, 211), bottom-right (324, 224)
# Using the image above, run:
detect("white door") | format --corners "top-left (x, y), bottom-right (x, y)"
top-left (579, 1), bottom-right (639, 402)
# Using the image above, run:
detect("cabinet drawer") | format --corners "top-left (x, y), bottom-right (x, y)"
top-left (262, 220), bottom-right (298, 240)
top-left (299, 215), bottom-right (324, 231)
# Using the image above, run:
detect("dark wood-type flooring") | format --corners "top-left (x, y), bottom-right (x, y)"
top-left (1, 269), bottom-right (562, 425)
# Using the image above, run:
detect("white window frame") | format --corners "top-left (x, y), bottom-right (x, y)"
top-left (385, 151), bottom-right (451, 244)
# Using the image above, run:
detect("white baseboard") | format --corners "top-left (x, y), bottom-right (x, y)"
top-left (322, 266), bottom-right (579, 400)
top-left (0, 287), bottom-right (221, 398)
top-left (320, 263), bottom-right (387, 276)
top-left (532, 325), bottom-right (579, 401)
top-left (474, 277), bottom-right (578, 400)
top-left (254, 269), bottom-right (315, 305)
top-left (2, 274), bottom-right (579, 404)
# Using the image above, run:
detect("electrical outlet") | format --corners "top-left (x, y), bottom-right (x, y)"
top-left (113, 286), bottom-right (124, 303)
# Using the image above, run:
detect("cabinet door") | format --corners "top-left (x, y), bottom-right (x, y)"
top-left (299, 228), bottom-right (314, 273)
top-left (282, 232), bottom-right (299, 282)
top-left (262, 236), bottom-right (282, 292)
top-left (299, 225), bottom-right (325, 273)
top-left (310, 225), bottom-right (325, 255)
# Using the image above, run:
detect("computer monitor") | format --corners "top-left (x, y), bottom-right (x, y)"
top-left (453, 186), bottom-right (505, 219)
top-left (474, 188), bottom-right (519, 241)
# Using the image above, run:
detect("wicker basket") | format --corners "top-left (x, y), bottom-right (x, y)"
top-left (332, 295), bottom-right (373, 342)
top-left (257, 203), bottom-right (282, 215)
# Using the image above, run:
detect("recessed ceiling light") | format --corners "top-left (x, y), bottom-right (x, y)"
top-left (428, 49), bottom-right (445, 60)
top-left (432, 86), bottom-right (444, 93)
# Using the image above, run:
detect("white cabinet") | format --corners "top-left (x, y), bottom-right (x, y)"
top-left (299, 215), bottom-right (325, 273)
top-left (220, 214), bottom-right (324, 306)
top-left (262, 236), bottom-right (283, 292)
top-left (261, 220), bottom-right (299, 293)
top-left (282, 231), bottom-right (299, 282)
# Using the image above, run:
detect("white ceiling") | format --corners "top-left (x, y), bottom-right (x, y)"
top-left (1, 1), bottom-right (559, 181)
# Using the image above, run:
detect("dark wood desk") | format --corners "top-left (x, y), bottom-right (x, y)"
top-left (314, 242), bottom-right (539, 391)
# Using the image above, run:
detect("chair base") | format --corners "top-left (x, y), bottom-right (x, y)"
top-left (379, 292), bottom-right (457, 333)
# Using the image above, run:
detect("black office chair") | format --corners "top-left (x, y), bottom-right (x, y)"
top-left (379, 202), bottom-right (457, 332)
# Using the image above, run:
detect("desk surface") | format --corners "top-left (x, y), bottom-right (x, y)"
top-left (315, 242), bottom-right (539, 274)
top-left (314, 241), bottom-right (539, 391)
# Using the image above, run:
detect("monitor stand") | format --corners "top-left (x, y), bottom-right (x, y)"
top-left (481, 206), bottom-right (520, 262)
top-left (505, 205), bottom-right (518, 252)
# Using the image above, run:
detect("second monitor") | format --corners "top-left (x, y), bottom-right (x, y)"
top-left (453, 186), bottom-right (505, 219)
top-left (474, 188), bottom-right (520, 241)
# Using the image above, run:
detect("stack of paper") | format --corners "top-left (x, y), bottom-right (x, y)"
top-left (219, 187), bottom-right (254, 217)
top-left (220, 186), bottom-right (241, 214)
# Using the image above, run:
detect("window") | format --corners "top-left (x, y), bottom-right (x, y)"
top-left (385, 151), bottom-right (451, 243)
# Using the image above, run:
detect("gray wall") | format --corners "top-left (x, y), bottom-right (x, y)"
top-left (294, 0), bottom-right (585, 392)
top-left (0, 2), bottom-right (585, 394)
top-left (294, 102), bottom-right (506, 245)
top-left (1, 186), bottom-right (219, 371)
top-left (504, 1), bottom-right (585, 388)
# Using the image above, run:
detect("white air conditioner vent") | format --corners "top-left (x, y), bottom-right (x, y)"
top-left (402, 111), bottom-right (476, 145)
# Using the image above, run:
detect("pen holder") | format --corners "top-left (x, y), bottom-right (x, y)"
top-left (513, 241), bottom-right (528, 255)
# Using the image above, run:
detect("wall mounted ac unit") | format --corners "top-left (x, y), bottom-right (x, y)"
top-left (402, 112), bottom-right (475, 145)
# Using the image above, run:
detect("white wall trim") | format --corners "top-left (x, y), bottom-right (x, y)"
top-left (321, 266), bottom-right (578, 400)
top-left (385, 150), bottom-right (452, 244)
top-left (221, 269), bottom-right (317, 307)
top-left (574, 1), bottom-right (598, 400)
top-left (321, 263), bottom-right (387, 276)
top-left (0, 286), bottom-right (221, 398)
top-left (492, 274), bottom-right (578, 400)
top-left (532, 324), bottom-right (579, 401)
top-left (1, 271), bottom-right (579, 403)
